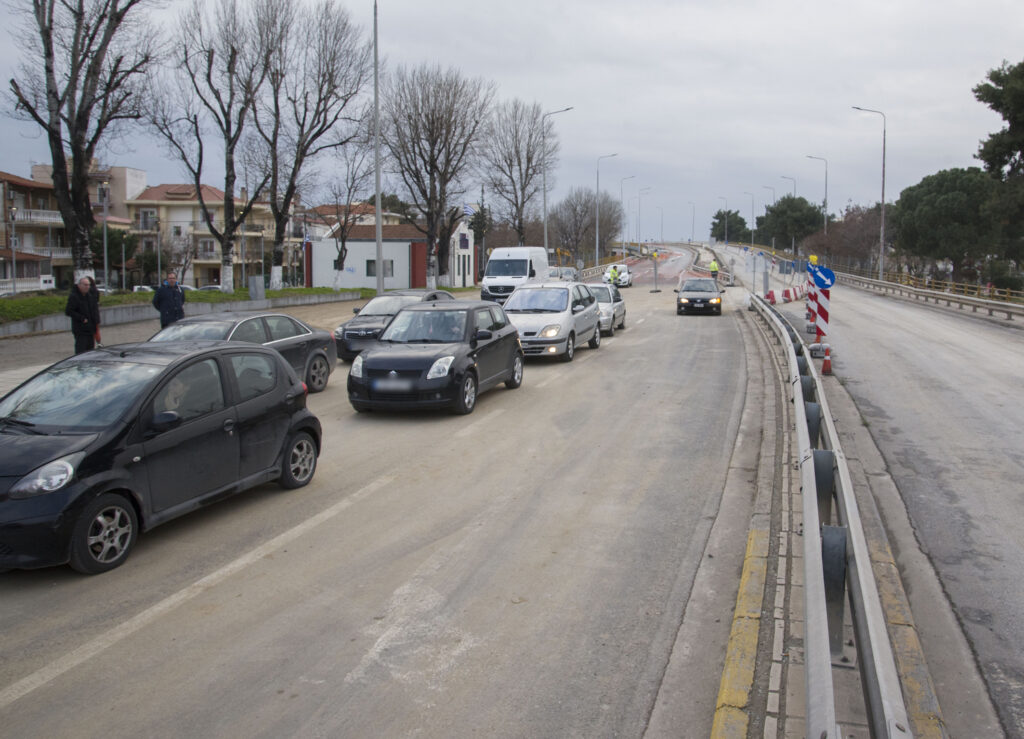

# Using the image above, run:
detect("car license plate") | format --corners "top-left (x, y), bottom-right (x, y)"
top-left (373, 378), bottom-right (413, 392)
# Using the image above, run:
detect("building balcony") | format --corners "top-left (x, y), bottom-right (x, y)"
top-left (13, 209), bottom-right (64, 226)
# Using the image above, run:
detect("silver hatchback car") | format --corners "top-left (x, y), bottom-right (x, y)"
top-left (503, 282), bottom-right (602, 361)
top-left (587, 282), bottom-right (626, 336)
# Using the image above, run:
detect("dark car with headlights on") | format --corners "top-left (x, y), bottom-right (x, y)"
top-left (334, 289), bottom-right (455, 361)
top-left (347, 301), bottom-right (523, 415)
top-left (675, 277), bottom-right (725, 315)
top-left (150, 312), bottom-right (336, 392)
top-left (0, 342), bottom-right (322, 574)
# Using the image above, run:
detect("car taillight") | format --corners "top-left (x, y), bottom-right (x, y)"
top-left (302, 382), bottom-right (309, 395)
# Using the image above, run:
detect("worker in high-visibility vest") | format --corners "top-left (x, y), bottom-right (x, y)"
top-left (608, 265), bottom-right (619, 285)
top-left (709, 258), bottom-right (719, 283)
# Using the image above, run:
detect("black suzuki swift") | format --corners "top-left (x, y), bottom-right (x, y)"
top-left (0, 342), bottom-right (322, 574)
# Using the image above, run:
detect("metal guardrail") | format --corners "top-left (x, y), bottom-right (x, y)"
top-left (838, 272), bottom-right (1024, 321)
top-left (751, 294), bottom-right (913, 738)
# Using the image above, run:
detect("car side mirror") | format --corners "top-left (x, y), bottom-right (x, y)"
top-left (572, 304), bottom-right (584, 314)
top-left (353, 307), bottom-right (360, 314)
top-left (529, 268), bottom-right (536, 278)
top-left (475, 329), bottom-right (493, 342)
top-left (150, 410), bottom-right (181, 434)
top-left (673, 289), bottom-right (679, 293)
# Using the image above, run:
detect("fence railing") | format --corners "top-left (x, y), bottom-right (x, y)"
top-left (838, 272), bottom-right (1024, 321)
top-left (751, 294), bottom-right (913, 739)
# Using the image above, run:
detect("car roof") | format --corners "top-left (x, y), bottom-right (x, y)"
top-left (401, 300), bottom-right (495, 312)
top-left (72, 340), bottom-right (272, 367)
top-left (174, 312), bottom-right (304, 324)
top-left (377, 289), bottom-right (455, 298)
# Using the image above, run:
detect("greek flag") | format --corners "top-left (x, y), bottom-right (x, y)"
top-left (463, 203), bottom-right (476, 217)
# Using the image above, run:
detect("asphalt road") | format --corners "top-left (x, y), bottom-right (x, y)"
top-left (729, 245), bottom-right (1017, 737)
top-left (0, 256), bottom-right (772, 737)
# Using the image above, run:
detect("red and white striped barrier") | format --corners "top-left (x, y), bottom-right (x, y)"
top-left (765, 290), bottom-right (777, 304)
top-left (816, 288), bottom-right (830, 340)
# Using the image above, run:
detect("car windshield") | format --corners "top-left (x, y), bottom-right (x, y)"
top-left (151, 321), bottom-right (234, 341)
top-left (681, 279), bottom-right (718, 292)
top-left (0, 361), bottom-right (163, 431)
top-left (485, 258), bottom-right (529, 277)
top-left (503, 288), bottom-right (569, 313)
top-left (605, 264), bottom-right (626, 273)
top-left (380, 310), bottom-right (468, 343)
top-left (359, 295), bottom-right (422, 316)
top-left (590, 286), bottom-right (612, 303)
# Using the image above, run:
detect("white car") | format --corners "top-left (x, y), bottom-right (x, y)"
top-left (503, 282), bottom-right (602, 362)
top-left (587, 283), bottom-right (626, 335)
top-left (602, 263), bottom-right (632, 287)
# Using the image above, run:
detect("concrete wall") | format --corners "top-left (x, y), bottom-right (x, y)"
top-left (0, 290), bottom-right (362, 339)
top-left (311, 239), bottom-right (413, 291)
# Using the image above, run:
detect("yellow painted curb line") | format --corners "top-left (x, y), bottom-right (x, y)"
top-left (712, 528), bottom-right (769, 738)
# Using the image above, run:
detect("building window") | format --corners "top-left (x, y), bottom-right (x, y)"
top-left (366, 259), bottom-right (393, 277)
top-left (138, 209), bottom-right (157, 230)
top-left (173, 225), bottom-right (182, 237)
top-left (199, 239), bottom-right (217, 258)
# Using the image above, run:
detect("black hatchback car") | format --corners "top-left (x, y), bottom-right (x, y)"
top-left (0, 342), bottom-right (322, 574)
top-left (347, 301), bottom-right (523, 415)
top-left (334, 289), bottom-right (455, 360)
top-left (151, 312), bottom-right (337, 392)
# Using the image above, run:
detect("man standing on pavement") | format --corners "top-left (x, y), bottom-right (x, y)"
top-left (709, 258), bottom-right (719, 284)
top-left (153, 270), bottom-right (186, 328)
top-left (65, 276), bottom-right (101, 354)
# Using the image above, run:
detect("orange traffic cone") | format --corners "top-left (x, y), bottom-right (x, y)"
top-left (822, 345), bottom-right (833, 375)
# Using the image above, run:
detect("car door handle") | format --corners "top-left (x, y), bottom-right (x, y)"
top-left (223, 419), bottom-right (236, 434)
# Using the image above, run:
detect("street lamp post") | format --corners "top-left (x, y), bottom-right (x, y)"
top-left (780, 176), bottom-right (796, 255)
top-left (743, 191), bottom-right (755, 247)
top-left (638, 187), bottom-right (652, 246)
top-left (620, 175), bottom-right (635, 259)
top-left (542, 106), bottom-right (573, 255)
top-left (762, 185), bottom-right (775, 206)
top-left (853, 106), bottom-right (886, 280)
top-left (656, 206), bottom-right (664, 244)
top-left (100, 181), bottom-right (110, 288)
top-left (9, 205), bottom-right (16, 295)
top-left (717, 196), bottom-right (728, 243)
top-left (688, 201), bottom-right (695, 243)
top-left (595, 153), bottom-right (617, 267)
top-left (806, 155), bottom-right (828, 236)
top-left (781, 176), bottom-right (796, 196)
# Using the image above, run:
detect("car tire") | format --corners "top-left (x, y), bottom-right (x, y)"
top-left (279, 431), bottom-right (318, 489)
top-left (618, 313), bottom-right (626, 330)
top-left (605, 321), bottom-right (615, 337)
top-left (506, 353), bottom-right (524, 389)
top-left (560, 333), bottom-right (575, 362)
top-left (306, 355), bottom-right (330, 393)
top-left (588, 325), bottom-right (601, 349)
top-left (453, 371), bottom-right (478, 415)
top-left (69, 494), bottom-right (138, 575)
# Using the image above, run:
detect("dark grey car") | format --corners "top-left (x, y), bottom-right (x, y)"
top-left (334, 289), bottom-right (455, 360)
top-left (675, 277), bottom-right (724, 315)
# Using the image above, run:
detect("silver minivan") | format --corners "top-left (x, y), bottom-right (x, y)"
top-left (503, 282), bottom-right (601, 362)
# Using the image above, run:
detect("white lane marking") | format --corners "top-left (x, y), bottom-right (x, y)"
top-left (454, 409), bottom-right (505, 438)
top-left (636, 318), bottom-right (646, 325)
top-left (0, 474), bottom-right (395, 710)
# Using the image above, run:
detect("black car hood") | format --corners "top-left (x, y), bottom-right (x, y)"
top-left (362, 342), bottom-right (462, 370)
top-left (340, 314), bottom-right (393, 335)
top-left (0, 432), bottom-right (98, 476)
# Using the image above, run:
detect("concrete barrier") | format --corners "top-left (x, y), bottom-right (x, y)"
top-left (0, 290), bottom-right (362, 339)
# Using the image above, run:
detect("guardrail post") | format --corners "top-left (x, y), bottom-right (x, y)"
top-left (814, 449), bottom-right (836, 525)
top-left (805, 401), bottom-right (822, 448)
top-left (822, 524), bottom-right (848, 657)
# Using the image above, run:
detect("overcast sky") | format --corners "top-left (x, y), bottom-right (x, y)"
top-left (2, 0), bottom-right (1022, 242)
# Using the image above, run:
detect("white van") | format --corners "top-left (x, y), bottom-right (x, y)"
top-left (480, 246), bottom-right (549, 304)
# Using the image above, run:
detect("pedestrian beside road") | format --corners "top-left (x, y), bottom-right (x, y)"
top-left (709, 258), bottom-right (719, 284)
top-left (152, 270), bottom-right (186, 328)
top-left (65, 276), bottom-right (101, 355)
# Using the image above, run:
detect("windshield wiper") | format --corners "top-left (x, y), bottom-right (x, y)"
top-left (0, 416), bottom-right (43, 434)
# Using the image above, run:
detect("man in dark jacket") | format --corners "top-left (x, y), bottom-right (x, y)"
top-left (65, 276), bottom-right (101, 355)
top-left (152, 270), bottom-right (186, 328)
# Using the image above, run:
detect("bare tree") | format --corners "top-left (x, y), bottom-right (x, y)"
top-left (148, 0), bottom-right (277, 292)
top-left (383, 64), bottom-right (495, 278)
top-left (251, 0), bottom-right (371, 290)
top-left (8, 0), bottom-right (160, 279)
top-left (479, 99), bottom-right (556, 245)
top-left (324, 135), bottom-right (374, 284)
top-left (552, 188), bottom-right (595, 266)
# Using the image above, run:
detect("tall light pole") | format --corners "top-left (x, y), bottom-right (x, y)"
top-left (687, 201), bottom-right (695, 243)
top-left (853, 106), bottom-right (886, 280)
top-left (638, 186), bottom-right (652, 246)
top-left (595, 153), bottom-right (617, 267)
top-left (656, 205), bottom-right (664, 243)
top-left (717, 196), bottom-right (728, 243)
top-left (100, 181), bottom-right (110, 288)
top-left (8, 204), bottom-right (16, 295)
top-left (780, 177), bottom-right (796, 255)
top-left (806, 155), bottom-right (828, 236)
top-left (781, 175), bottom-right (796, 196)
top-left (542, 106), bottom-right (573, 255)
top-left (373, 0), bottom-right (384, 294)
top-left (620, 175), bottom-right (635, 258)
top-left (762, 185), bottom-right (775, 206)
top-left (743, 191), bottom-right (755, 246)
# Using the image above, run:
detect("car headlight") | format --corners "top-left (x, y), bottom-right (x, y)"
top-left (678, 298), bottom-right (690, 304)
top-left (710, 298), bottom-right (721, 304)
top-left (350, 354), bottom-right (364, 378)
top-left (427, 356), bottom-right (455, 379)
top-left (539, 324), bottom-right (561, 338)
top-left (10, 452), bottom-right (86, 498)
